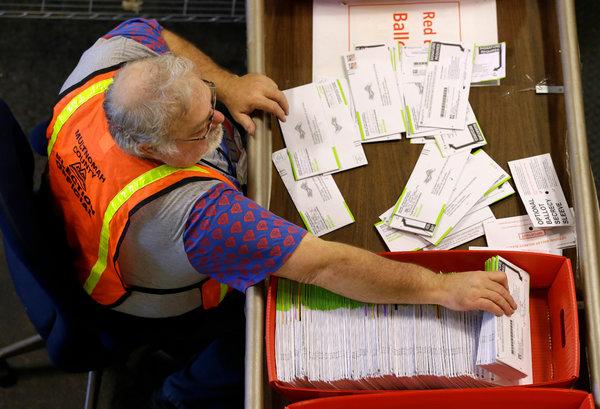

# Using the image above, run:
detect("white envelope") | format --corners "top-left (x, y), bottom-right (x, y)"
top-left (272, 149), bottom-right (354, 236)
top-left (483, 212), bottom-right (576, 251)
top-left (426, 150), bottom-right (510, 245)
top-left (390, 144), bottom-right (469, 236)
top-left (434, 104), bottom-right (487, 157)
top-left (280, 83), bottom-right (340, 179)
top-left (419, 42), bottom-right (473, 130)
top-left (409, 136), bottom-right (435, 144)
top-left (398, 46), bottom-right (429, 83)
top-left (401, 82), bottom-right (441, 137)
top-left (477, 256), bottom-right (532, 383)
top-left (471, 42), bottom-right (506, 83)
top-left (343, 45), bottom-right (406, 140)
top-left (315, 78), bottom-right (369, 173)
top-left (361, 133), bottom-right (403, 143)
top-left (375, 207), bottom-right (430, 251)
top-left (471, 181), bottom-right (515, 212)
top-left (469, 245), bottom-right (564, 256)
top-left (508, 153), bottom-right (573, 227)
top-left (424, 206), bottom-right (495, 250)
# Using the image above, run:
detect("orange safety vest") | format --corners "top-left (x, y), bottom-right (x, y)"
top-left (46, 68), bottom-right (236, 309)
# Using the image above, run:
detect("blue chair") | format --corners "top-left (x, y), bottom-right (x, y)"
top-left (0, 99), bottom-right (129, 408)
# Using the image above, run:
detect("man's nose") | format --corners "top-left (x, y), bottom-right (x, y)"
top-left (213, 109), bottom-right (225, 125)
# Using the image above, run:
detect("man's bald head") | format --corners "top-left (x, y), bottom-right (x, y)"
top-left (108, 60), bottom-right (156, 110)
top-left (104, 54), bottom-right (200, 156)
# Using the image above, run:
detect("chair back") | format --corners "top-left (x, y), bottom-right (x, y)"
top-left (0, 99), bottom-right (113, 371)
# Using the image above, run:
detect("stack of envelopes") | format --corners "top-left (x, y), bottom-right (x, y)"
top-left (370, 42), bottom-right (513, 251)
top-left (274, 42), bottom-right (575, 254)
top-left (274, 256), bottom-right (532, 390)
top-left (274, 41), bottom-right (516, 248)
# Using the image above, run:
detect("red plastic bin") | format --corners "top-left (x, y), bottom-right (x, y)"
top-left (285, 388), bottom-right (594, 409)
top-left (266, 250), bottom-right (579, 401)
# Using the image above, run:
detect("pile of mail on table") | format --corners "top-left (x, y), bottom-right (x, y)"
top-left (275, 41), bottom-right (575, 254)
top-left (275, 255), bottom-right (532, 389)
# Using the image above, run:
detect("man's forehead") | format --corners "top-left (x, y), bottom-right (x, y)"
top-left (179, 81), bottom-right (214, 132)
top-left (196, 77), bottom-right (214, 105)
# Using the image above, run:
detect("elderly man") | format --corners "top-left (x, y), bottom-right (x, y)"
top-left (46, 19), bottom-right (516, 409)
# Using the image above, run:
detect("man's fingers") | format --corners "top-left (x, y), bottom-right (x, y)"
top-left (482, 289), bottom-right (514, 316)
top-left (255, 97), bottom-right (287, 122)
top-left (474, 298), bottom-right (504, 317)
top-left (265, 87), bottom-right (289, 115)
top-left (234, 113), bottom-right (256, 136)
top-left (487, 270), bottom-right (509, 289)
top-left (486, 280), bottom-right (518, 310)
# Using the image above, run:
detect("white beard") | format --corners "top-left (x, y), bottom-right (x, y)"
top-left (202, 123), bottom-right (224, 158)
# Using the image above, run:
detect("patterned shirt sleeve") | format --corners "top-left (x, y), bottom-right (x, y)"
top-left (103, 18), bottom-right (169, 54)
top-left (184, 183), bottom-right (307, 292)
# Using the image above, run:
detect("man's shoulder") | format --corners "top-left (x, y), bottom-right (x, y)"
top-left (60, 35), bottom-right (158, 94)
top-left (124, 179), bottom-right (226, 250)
top-left (102, 18), bottom-right (168, 55)
top-left (137, 179), bottom-right (225, 223)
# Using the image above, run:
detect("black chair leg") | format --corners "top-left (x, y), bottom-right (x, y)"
top-left (0, 334), bottom-right (45, 387)
top-left (0, 359), bottom-right (17, 387)
top-left (0, 334), bottom-right (44, 359)
top-left (84, 370), bottom-right (101, 409)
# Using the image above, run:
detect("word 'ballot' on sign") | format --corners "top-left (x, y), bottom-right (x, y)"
top-left (393, 11), bottom-right (439, 45)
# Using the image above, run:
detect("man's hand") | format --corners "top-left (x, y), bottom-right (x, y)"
top-left (160, 29), bottom-right (288, 135)
top-left (436, 271), bottom-right (517, 316)
top-left (221, 74), bottom-right (289, 136)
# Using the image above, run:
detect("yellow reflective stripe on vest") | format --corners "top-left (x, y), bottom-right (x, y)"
top-left (47, 78), bottom-right (114, 156)
top-left (83, 164), bottom-right (209, 295)
top-left (219, 283), bottom-right (228, 302)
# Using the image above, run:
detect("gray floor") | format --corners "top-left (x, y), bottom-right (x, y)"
top-left (1, 2), bottom-right (600, 408)
top-left (0, 18), bottom-right (246, 409)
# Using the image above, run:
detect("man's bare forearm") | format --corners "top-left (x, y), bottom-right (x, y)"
top-left (275, 234), bottom-right (517, 316)
top-left (275, 234), bottom-right (443, 305)
top-left (162, 29), bottom-right (237, 102)
top-left (161, 28), bottom-right (288, 134)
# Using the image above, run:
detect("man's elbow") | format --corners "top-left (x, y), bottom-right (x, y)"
top-left (272, 234), bottom-right (330, 286)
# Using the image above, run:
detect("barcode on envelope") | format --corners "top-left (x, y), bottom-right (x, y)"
top-left (509, 319), bottom-right (515, 355)
top-left (441, 87), bottom-right (448, 118)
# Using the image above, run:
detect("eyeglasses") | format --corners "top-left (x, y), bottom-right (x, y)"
top-left (180, 79), bottom-right (217, 142)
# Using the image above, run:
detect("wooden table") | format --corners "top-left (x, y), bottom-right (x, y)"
top-left (264, 0), bottom-right (572, 258)
top-left (245, 1), bottom-right (600, 407)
